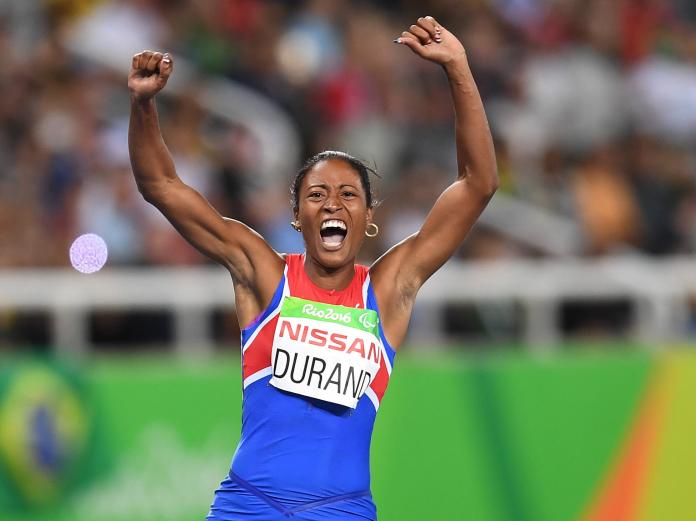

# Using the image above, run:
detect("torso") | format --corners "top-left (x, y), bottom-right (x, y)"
top-left (232, 253), bottom-right (395, 497)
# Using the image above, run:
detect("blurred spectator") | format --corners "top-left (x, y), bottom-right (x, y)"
top-left (3, 0), bottom-right (696, 269)
top-left (627, 135), bottom-right (690, 254)
top-left (572, 144), bottom-right (641, 255)
top-left (629, 52), bottom-right (696, 142)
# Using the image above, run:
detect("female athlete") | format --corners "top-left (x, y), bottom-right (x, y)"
top-left (128, 15), bottom-right (497, 521)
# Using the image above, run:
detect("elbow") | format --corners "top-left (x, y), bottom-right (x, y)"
top-left (137, 183), bottom-right (164, 206)
top-left (136, 183), bottom-right (155, 204)
top-left (478, 162), bottom-right (499, 198)
top-left (485, 170), bottom-right (500, 198)
top-left (136, 179), bottom-right (172, 206)
top-left (464, 165), bottom-right (499, 199)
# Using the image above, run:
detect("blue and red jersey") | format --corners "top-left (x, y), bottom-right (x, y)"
top-left (207, 254), bottom-right (396, 521)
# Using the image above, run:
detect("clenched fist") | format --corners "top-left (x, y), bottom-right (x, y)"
top-left (128, 51), bottom-right (173, 101)
top-left (395, 16), bottom-right (466, 67)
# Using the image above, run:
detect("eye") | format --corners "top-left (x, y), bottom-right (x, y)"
top-left (308, 192), bottom-right (323, 199)
top-left (342, 191), bottom-right (357, 198)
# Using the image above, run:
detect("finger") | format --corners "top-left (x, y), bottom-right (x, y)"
top-left (145, 52), bottom-right (162, 72)
top-left (134, 51), bottom-right (149, 71)
top-left (397, 32), bottom-right (426, 55)
top-left (419, 16), bottom-right (443, 43)
top-left (409, 24), bottom-right (432, 45)
top-left (425, 15), bottom-right (442, 30)
top-left (139, 50), bottom-right (153, 70)
top-left (158, 53), bottom-right (173, 82)
top-left (416, 17), bottom-right (436, 39)
top-left (132, 53), bottom-right (141, 71)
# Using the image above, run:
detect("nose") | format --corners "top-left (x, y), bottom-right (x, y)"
top-left (323, 194), bottom-right (342, 212)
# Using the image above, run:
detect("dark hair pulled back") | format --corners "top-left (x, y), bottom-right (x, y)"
top-left (290, 151), bottom-right (379, 213)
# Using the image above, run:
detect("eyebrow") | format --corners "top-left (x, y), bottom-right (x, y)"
top-left (305, 183), bottom-right (362, 191)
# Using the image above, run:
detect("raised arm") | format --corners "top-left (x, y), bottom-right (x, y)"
top-left (371, 17), bottom-right (498, 347)
top-left (128, 51), bottom-right (283, 322)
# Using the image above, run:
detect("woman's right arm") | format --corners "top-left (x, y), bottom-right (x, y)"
top-left (128, 51), bottom-right (283, 317)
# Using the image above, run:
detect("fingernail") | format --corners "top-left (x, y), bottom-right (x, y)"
top-left (393, 38), bottom-right (401, 44)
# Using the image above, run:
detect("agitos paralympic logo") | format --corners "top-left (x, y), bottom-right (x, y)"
top-left (358, 312), bottom-right (377, 329)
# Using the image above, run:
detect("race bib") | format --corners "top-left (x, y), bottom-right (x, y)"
top-left (269, 297), bottom-right (382, 408)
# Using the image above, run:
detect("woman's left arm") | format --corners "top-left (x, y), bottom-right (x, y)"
top-left (371, 17), bottom-right (498, 347)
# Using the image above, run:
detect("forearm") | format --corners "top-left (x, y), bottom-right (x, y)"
top-left (444, 55), bottom-right (498, 194)
top-left (128, 96), bottom-right (179, 200)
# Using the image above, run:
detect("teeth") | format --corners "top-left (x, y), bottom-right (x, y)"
top-left (321, 220), bottom-right (346, 230)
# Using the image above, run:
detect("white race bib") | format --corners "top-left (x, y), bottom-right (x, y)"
top-left (269, 297), bottom-right (382, 408)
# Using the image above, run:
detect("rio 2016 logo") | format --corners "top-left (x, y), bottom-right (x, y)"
top-left (302, 303), bottom-right (352, 324)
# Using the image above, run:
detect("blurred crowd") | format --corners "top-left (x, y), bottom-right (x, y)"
top-left (3, 0), bottom-right (696, 268)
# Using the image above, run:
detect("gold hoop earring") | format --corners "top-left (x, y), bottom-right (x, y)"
top-left (365, 223), bottom-right (379, 238)
top-left (290, 221), bottom-right (301, 232)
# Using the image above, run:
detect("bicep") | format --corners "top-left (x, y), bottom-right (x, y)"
top-left (386, 177), bottom-right (494, 289)
top-left (370, 180), bottom-right (493, 347)
top-left (143, 179), bottom-right (276, 278)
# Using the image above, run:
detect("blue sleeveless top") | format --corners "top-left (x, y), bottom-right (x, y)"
top-left (207, 254), bottom-right (396, 521)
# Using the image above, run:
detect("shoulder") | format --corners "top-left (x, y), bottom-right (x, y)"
top-left (283, 253), bottom-right (301, 275)
top-left (354, 263), bottom-right (371, 288)
top-left (356, 262), bottom-right (370, 277)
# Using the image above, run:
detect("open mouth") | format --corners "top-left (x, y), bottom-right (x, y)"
top-left (320, 219), bottom-right (347, 249)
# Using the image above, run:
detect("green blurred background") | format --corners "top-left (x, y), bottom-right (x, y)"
top-left (5, 347), bottom-right (688, 521)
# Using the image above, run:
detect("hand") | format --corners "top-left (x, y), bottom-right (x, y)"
top-left (128, 51), bottom-right (173, 101)
top-left (395, 16), bottom-right (466, 67)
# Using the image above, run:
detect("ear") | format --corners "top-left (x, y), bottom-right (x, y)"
top-left (366, 207), bottom-right (373, 224)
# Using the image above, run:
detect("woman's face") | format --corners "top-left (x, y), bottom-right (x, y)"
top-left (295, 159), bottom-right (372, 270)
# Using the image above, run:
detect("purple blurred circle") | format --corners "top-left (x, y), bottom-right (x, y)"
top-left (69, 234), bottom-right (108, 274)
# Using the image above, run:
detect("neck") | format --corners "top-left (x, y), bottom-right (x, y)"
top-left (303, 254), bottom-right (356, 291)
